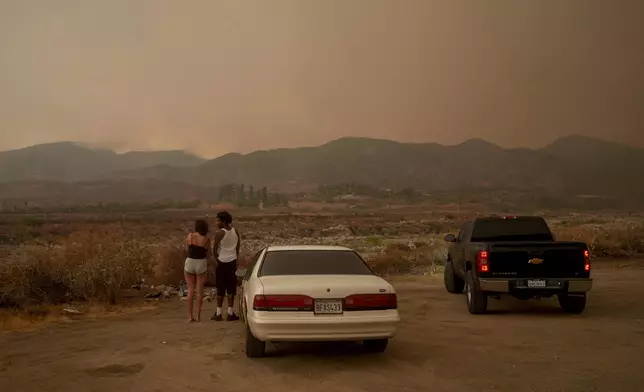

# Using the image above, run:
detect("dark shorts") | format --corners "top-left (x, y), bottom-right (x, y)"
top-left (215, 260), bottom-right (237, 296)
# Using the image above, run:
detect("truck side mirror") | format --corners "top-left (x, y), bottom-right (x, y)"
top-left (444, 234), bottom-right (457, 243)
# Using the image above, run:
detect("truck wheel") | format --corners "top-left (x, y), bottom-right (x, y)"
top-left (558, 293), bottom-right (586, 314)
top-left (364, 339), bottom-right (389, 353)
top-left (444, 261), bottom-right (465, 294)
top-left (466, 271), bottom-right (488, 314)
top-left (245, 323), bottom-right (266, 358)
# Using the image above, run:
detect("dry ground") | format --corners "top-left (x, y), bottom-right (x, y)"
top-left (1, 260), bottom-right (643, 392)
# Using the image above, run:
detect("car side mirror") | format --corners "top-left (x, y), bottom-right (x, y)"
top-left (235, 268), bottom-right (247, 278)
top-left (444, 234), bottom-right (457, 243)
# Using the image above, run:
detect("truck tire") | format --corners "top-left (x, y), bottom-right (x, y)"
top-left (558, 293), bottom-right (586, 314)
top-left (466, 270), bottom-right (488, 314)
top-left (444, 261), bottom-right (465, 294)
top-left (245, 323), bottom-right (266, 358)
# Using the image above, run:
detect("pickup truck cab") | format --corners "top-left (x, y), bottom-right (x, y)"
top-left (443, 216), bottom-right (592, 314)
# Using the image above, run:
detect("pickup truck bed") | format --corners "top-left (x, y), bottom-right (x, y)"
top-left (444, 216), bottom-right (592, 314)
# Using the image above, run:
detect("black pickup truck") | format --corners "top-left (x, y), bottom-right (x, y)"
top-left (443, 216), bottom-right (592, 314)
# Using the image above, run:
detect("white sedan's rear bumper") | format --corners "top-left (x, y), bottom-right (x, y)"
top-left (247, 310), bottom-right (400, 342)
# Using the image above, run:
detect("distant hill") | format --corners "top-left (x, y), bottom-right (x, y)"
top-left (116, 135), bottom-right (644, 200)
top-left (1, 136), bottom-right (643, 204)
top-left (0, 142), bottom-right (205, 182)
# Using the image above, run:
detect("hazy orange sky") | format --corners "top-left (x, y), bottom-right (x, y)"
top-left (1, 0), bottom-right (642, 157)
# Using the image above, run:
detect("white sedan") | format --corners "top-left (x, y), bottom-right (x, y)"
top-left (237, 245), bottom-right (400, 358)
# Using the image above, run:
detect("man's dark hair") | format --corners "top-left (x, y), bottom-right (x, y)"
top-left (194, 219), bottom-right (209, 236)
top-left (217, 211), bottom-right (233, 225)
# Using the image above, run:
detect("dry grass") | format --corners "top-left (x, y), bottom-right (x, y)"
top-left (0, 302), bottom-right (158, 332)
top-left (1, 211), bottom-right (643, 312)
top-left (366, 241), bottom-right (447, 276)
top-left (0, 228), bottom-right (154, 308)
top-left (153, 239), bottom-right (187, 286)
top-left (554, 222), bottom-right (644, 258)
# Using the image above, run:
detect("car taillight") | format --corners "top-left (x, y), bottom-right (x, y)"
top-left (476, 250), bottom-right (489, 273)
top-left (583, 250), bottom-right (591, 272)
top-left (253, 295), bottom-right (314, 311)
top-left (344, 293), bottom-right (397, 311)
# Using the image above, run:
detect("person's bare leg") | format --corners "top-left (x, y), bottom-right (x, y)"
top-left (227, 295), bottom-right (235, 311)
top-left (195, 273), bottom-right (206, 322)
top-left (185, 272), bottom-right (196, 322)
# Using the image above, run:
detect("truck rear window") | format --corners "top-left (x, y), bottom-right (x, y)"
top-left (259, 250), bottom-right (374, 276)
top-left (471, 218), bottom-right (553, 242)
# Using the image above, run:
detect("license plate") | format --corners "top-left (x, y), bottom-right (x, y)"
top-left (527, 279), bottom-right (546, 288)
top-left (314, 299), bottom-right (343, 314)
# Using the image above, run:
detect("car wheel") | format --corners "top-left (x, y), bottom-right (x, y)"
top-left (364, 339), bottom-right (388, 353)
top-left (444, 261), bottom-right (465, 294)
top-left (245, 323), bottom-right (266, 358)
top-left (466, 270), bottom-right (488, 314)
top-left (558, 293), bottom-right (586, 314)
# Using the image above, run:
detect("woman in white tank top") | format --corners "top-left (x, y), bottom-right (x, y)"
top-left (211, 211), bottom-right (242, 321)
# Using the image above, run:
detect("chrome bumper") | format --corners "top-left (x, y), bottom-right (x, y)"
top-left (479, 278), bottom-right (593, 293)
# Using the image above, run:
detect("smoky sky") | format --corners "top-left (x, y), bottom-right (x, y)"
top-left (1, 0), bottom-right (643, 157)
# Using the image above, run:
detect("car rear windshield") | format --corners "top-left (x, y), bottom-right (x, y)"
top-left (471, 218), bottom-right (554, 242)
top-left (258, 250), bottom-right (374, 277)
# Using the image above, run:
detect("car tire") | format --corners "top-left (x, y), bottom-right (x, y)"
top-left (558, 293), bottom-right (586, 314)
top-left (364, 339), bottom-right (388, 353)
top-left (245, 323), bottom-right (266, 358)
top-left (444, 261), bottom-right (465, 294)
top-left (466, 270), bottom-right (488, 314)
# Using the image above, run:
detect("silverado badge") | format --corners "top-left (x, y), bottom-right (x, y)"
top-left (528, 258), bottom-right (544, 265)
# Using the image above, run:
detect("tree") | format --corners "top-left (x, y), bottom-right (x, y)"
top-left (237, 184), bottom-right (246, 204)
top-left (248, 185), bottom-right (255, 201)
top-left (219, 184), bottom-right (237, 202)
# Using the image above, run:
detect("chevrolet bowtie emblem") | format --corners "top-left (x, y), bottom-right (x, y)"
top-left (528, 258), bottom-right (544, 265)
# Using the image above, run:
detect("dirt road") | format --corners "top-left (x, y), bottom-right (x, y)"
top-left (1, 261), bottom-right (643, 392)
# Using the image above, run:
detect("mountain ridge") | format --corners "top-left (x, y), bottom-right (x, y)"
top-left (0, 142), bottom-right (206, 182)
top-left (1, 136), bottom-right (642, 202)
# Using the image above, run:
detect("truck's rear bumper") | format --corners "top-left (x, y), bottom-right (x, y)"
top-left (479, 278), bottom-right (593, 293)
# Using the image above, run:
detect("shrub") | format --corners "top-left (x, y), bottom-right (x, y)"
top-left (153, 240), bottom-right (187, 286)
top-left (366, 241), bottom-right (447, 276)
top-left (555, 223), bottom-right (644, 258)
top-left (0, 229), bottom-right (154, 308)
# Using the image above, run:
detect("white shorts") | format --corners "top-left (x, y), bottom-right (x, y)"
top-left (184, 258), bottom-right (207, 275)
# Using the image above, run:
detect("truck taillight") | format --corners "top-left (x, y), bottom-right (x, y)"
top-left (584, 250), bottom-right (591, 272)
top-left (476, 250), bottom-right (489, 273)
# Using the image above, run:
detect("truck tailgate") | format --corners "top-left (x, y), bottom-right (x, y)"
top-left (487, 242), bottom-right (587, 278)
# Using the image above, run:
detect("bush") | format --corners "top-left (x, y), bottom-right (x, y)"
top-left (0, 230), bottom-right (154, 308)
top-left (555, 223), bottom-right (644, 258)
top-left (153, 240), bottom-right (187, 286)
top-left (366, 241), bottom-right (447, 276)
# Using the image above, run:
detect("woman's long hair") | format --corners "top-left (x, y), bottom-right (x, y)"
top-left (194, 219), bottom-right (209, 236)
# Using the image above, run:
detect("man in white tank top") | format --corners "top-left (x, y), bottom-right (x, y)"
top-left (211, 211), bottom-right (241, 321)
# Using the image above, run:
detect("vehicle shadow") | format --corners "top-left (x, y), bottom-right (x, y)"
top-left (484, 297), bottom-right (587, 317)
top-left (267, 341), bottom-right (383, 358)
